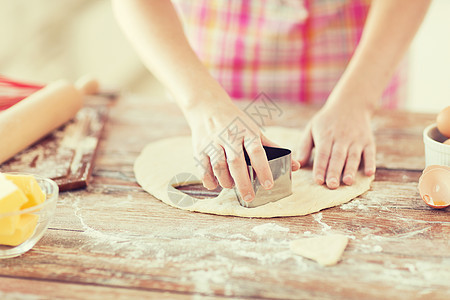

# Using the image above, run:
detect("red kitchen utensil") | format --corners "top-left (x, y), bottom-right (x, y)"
top-left (0, 76), bottom-right (45, 111)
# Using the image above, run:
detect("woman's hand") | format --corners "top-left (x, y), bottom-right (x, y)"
top-left (297, 100), bottom-right (376, 189)
top-left (185, 95), bottom-right (300, 202)
top-left (294, 0), bottom-right (431, 190)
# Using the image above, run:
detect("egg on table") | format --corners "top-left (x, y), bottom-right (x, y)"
top-left (436, 106), bottom-right (450, 139)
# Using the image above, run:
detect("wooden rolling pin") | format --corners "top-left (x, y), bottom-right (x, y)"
top-left (0, 80), bottom-right (83, 165)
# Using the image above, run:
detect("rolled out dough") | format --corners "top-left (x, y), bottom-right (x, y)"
top-left (134, 127), bottom-right (373, 218)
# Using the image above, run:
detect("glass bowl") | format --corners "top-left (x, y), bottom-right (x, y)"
top-left (0, 173), bottom-right (58, 259)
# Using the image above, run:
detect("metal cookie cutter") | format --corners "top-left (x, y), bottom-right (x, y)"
top-left (235, 146), bottom-right (292, 208)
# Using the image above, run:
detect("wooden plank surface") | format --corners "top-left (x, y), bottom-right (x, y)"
top-left (0, 94), bottom-right (449, 300)
top-left (0, 94), bottom-right (112, 191)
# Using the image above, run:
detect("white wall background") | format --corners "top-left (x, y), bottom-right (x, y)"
top-left (0, 0), bottom-right (448, 113)
top-left (407, 0), bottom-right (450, 113)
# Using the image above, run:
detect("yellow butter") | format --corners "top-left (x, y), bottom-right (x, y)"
top-left (0, 215), bottom-right (20, 236)
top-left (4, 174), bottom-right (45, 209)
top-left (0, 178), bottom-right (28, 235)
top-left (0, 214), bottom-right (39, 246)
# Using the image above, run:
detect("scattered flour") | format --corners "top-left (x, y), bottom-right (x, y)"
top-left (52, 192), bottom-right (449, 298)
top-left (228, 233), bottom-right (250, 240)
top-left (155, 249), bottom-right (165, 259)
top-left (71, 194), bottom-right (154, 259)
top-left (231, 265), bottom-right (256, 276)
top-left (251, 223), bottom-right (290, 235)
top-left (373, 245), bottom-right (383, 252)
top-left (340, 199), bottom-right (369, 211)
top-left (360, 226), bottom-right (433, 242)
top-left (67, 193), bottom-right (308, 279)
top-left (405, 263), bottom-right (417, 273)
top-left (69, 137), bottom-right (98, 174)
top-left (359, 244), bottom-right (383, 253)
top-left (189, 269), bottom-right (227, 294)
top-left (362, 234), bottom-right (384, 241)
top-left (395, 227), bottom-right (432, 239)
top-left (313, 213), bottom-right (331, 232)
top-left (415, 261), bottom-right (450, 283)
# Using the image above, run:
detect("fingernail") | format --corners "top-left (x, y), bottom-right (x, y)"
top-left (203, 181), bottom-right (216, 190)
top-left (315, 176), bottom-right (324, 185)
top-left (328, 177), bottom-right (339, 188)
top-left (244, 194), bottom-right (253, 202)
top-left (366, 168), bottom-right (375, 175)
top-left (343, 174), bottom-right (353, 185)
top-left (264, 180), bottom-right (273, 189)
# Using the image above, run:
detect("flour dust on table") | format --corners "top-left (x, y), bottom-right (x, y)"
top-left (134, 127), bottom-right (374, 218)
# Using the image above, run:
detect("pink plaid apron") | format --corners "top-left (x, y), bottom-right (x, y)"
top-left (172, 0), bottom-right (406, 109)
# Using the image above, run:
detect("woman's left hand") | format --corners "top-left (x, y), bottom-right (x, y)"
top-left (297, 99), bottom-right (376, 189)
top-left (294, 0), bottom-right (432, 190)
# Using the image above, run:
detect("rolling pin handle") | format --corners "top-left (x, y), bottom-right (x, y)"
top-left (75, 74), bottom-right (100, 95)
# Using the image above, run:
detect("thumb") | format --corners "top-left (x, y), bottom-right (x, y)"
top-left (298, 124), bottom-right (314, 167)
top-left (261, 134), bottom-right (301, 171)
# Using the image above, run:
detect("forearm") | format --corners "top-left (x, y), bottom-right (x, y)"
top-left (111, 0), bottom-right (230, 113)
top-left (113, 1), bottom-right (296, 196)
top-left (328, 0), bottom-right (431, 111)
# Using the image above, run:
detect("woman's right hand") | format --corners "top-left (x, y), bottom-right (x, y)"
top-left (112, 0), bottom-right (300, 203)
top-left (184, 93), bottom-right (299, 203)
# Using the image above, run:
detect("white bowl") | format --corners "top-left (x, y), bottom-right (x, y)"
top-left (0, 174), bottom-right (58, 259)
top-left (423, 124), bottom-right (450, 167)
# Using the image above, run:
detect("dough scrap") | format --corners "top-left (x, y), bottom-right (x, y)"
top-left (290, 234), bottom-right (349, 266)
top-left (134, 127), bottom-right (374, 218)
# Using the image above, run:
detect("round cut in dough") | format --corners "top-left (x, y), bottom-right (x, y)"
top-left (134, 127), bottom-right (374, 218)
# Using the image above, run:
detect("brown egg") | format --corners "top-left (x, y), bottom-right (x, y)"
top-left (437, 106), bottom-right (450, 138)
top-left (444, 139), bottom-right (450, 145)
top-left (418, 168), bottom-right (450, 209)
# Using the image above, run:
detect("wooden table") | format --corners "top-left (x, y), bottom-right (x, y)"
top-left (0, 94), bottom-right (449, 300)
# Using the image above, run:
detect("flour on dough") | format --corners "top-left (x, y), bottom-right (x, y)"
top-left (134, 127), bottom-right (374, 218)
top-left (290, 234), bottom-right (349, 266)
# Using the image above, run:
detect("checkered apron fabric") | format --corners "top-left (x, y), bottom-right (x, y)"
top-left (172, 0), bottom-right (407, 109)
